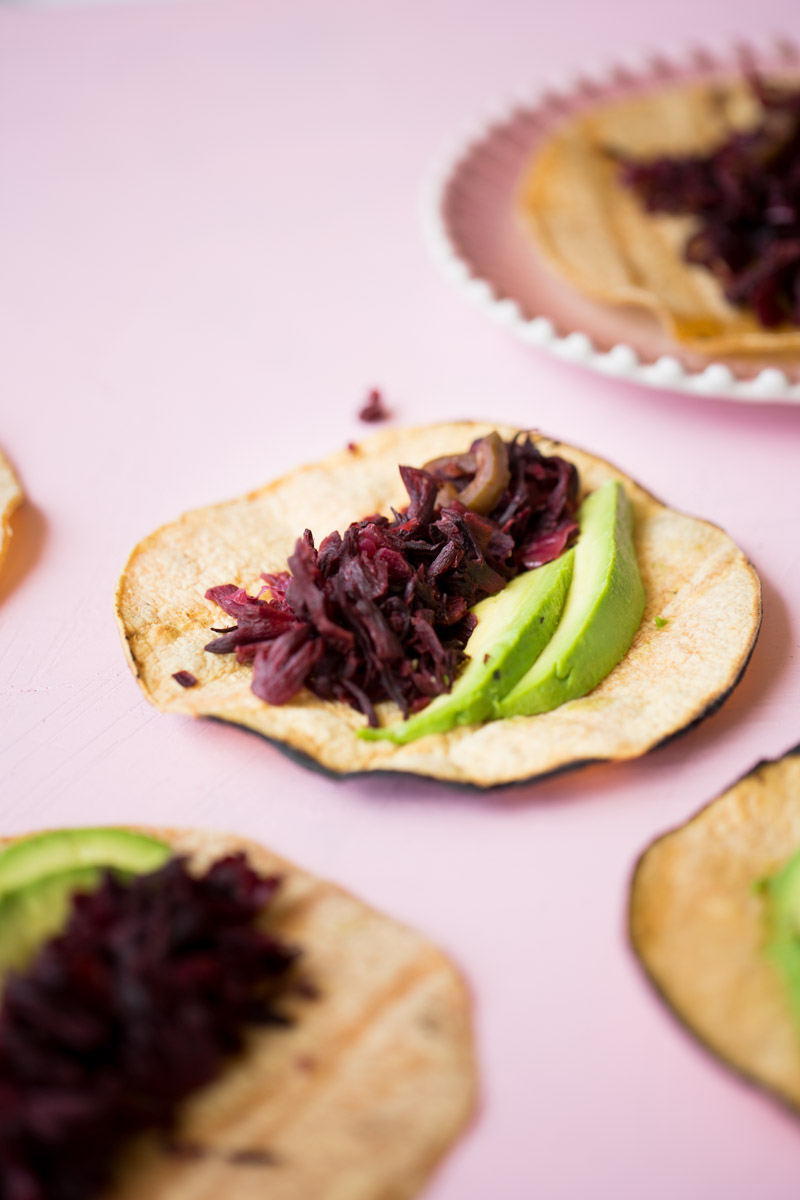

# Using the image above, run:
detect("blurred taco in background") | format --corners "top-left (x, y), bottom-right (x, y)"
top-left (630, 746), bottom-right (800, 1115)
top-left (519, 72), bottom-right (800, 356)
top-left (0, 824), bottom-right (476, 1200)
top-left (0, 448), bottom-right (22, 577)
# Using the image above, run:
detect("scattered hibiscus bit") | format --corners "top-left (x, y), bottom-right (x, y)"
top-left (0, 855), bottom-right (297, 1200)
top-left (358, 388), bottom-right (390, 422)
top-left (654, 615), bottom-right (669, 628)
top-left (172, 669), bottom-right (198, 688)
top-left (205, 433), bottom-right (579, 725)
top-left (617, 76), bottom-right (800, 328)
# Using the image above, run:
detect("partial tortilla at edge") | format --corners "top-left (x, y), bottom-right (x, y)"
top-left (630, 748), bottom-right (800, 1113)
top-left (115, 422), bottom-right (761, 788)
top-left (0, 449), bottom-right (23, 573)
top-left (0, 826), bottom-right (477, 1200)
top-left (519, 75), bottom-right (800, 356)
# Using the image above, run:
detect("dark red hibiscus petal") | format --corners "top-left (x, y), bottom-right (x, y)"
top-left (206, 435), bottom-right (580, 725)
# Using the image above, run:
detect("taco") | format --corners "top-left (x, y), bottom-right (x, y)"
top-left (630, 746), bottom-right (800, 1115)
top-left (519, 73), bottom-right (800, 356)
top-left (115, 422), bottom-right (760, 788)
top-left (0, 825), bottom-right (476, 1200)
top-left (0, 448), bottom-right (22, 575)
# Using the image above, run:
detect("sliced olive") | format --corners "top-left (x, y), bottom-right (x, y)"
top-left (422, 451), bottom-right (476, 479)
top-left (457, 433), bottom-right (511, 515)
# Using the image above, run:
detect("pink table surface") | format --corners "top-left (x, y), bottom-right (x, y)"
top-left (2, 1), bottom-right (800, 1196)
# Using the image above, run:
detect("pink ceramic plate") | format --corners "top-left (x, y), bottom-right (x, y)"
top-left (423, 38), bottom-right (800, 403)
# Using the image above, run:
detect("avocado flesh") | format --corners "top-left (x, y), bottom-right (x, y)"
top-left (763, 848), bottom-right (800, 1026)
top-left (359, 548), bottom-right (575, 744)
top-left (0, 827), bottom-right (170, 897)
top-left (0, 865), bottom-right (137, 978)
top-left (0, 829), bottom-right (171, 982)
top-left (498, 480), bottom-right (645, 718)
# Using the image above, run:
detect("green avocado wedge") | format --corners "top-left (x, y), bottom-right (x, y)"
top-left (0, 829), bottom-right (171, 981)
top-left (762, 849), bottom-right (800, 1029)
top-left (498, 480), bottom-right (645, 719)
top-left (359, 548), bottom-right (575, 745)
top-left (0, 866), bottom-right (129, 978)
top-left (0, 828), bottom-right (170, 897)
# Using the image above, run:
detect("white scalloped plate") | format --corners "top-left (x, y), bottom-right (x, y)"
top-left (422, 40), bottom-right (800, 404)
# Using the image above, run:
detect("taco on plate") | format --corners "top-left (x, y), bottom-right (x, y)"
top-left (519, 73), bottom-right (800, 356)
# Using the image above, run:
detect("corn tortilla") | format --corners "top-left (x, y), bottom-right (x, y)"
top-left (630, 747), bottom-right (800, 1114)
top-left (0, 449), bottom-right (22, 575)
top-left (519, 76), bottom-right (800, 356)
top-left (0, 826), bottom-right (477, 1200)
top-left (115, 422), bottom-right (761, 788)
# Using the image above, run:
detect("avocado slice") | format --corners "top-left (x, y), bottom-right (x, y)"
top-left (0, 829), bottom-right (171, 980)
top-left (0, 827), bottom-right (170, 897)
top-left (762, 849), bottom-right (800, 1026)
top-left (498, 480), bottom-right (644, 718)
top-left (0, 866), bottom-right (128, 978)
top-left (359, 548), bottom-right (575, 744)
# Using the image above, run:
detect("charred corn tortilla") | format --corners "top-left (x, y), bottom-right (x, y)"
top-left (0, 449), bottom-right (22, 574)
top-left (115, 422), bottom-right (761, 788)
top-left (519, 76), bottom-right (800, 356)
top-left (630, 747), bottom-right (800, 1113)
top-left (0, 826), bottom-right (476, 1200)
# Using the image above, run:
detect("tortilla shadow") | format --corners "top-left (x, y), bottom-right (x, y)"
top-left (207, 604), bottom-right (761, 795)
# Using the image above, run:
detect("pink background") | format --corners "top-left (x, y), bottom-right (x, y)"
top-left (2, 1), bottom-right (800, 1195)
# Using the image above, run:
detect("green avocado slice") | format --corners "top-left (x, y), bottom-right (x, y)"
top-left (0, 827), bottom-right (170, 898)
top-left (762, 849), bottom-right (800, 1026)
top-left (0, 829), bottom-right (171, 981)
top-left (0, 866), bottom-right (130, 978)
top-left (359, 548), bottom-right (575, 744)
top-left (498, 480), bottom-right (644, 718)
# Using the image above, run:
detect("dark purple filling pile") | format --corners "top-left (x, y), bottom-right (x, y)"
top-left (205, 433), bottom-right (579, 725)
top-left (618, 77), bottom-right (800, 328)
top-left (0, 856), bottom-right (297, 1200)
